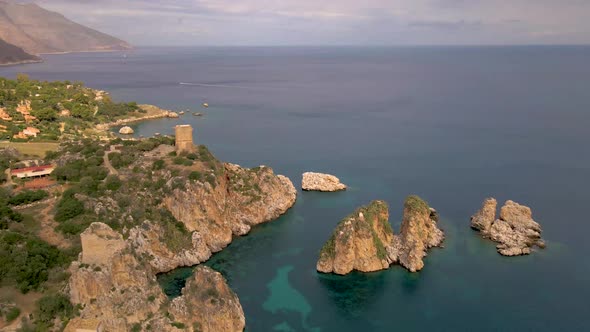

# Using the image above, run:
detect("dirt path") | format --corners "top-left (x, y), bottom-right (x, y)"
top-left (103, 146), bottom-right (119, 176)
top-left (2, 168), bottom-right (13, 188)
top-left (36, 198), bottom-right (71, 249)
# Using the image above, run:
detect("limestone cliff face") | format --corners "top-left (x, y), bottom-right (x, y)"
top-left (68, 223), bottom-right (167, 331)
top-left (169, 266), bottom-right (245, 332)
top-left (158, 163), bottom-right (296, 271)
top-left (67, 223), bottom-right (246, 332)
top-left (317, 196), bottom-right (444, 275)
top-left (389, 197), bottom-right (444, 272)
top-left (67, 162), bottom-right (296, 331)
top-left (471, 199), bottom-right (546, 256)
top-left (317, 201), bottom-right (393, 274)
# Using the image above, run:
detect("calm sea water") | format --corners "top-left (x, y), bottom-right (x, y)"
top-left (2, 46), bottom-right (590, 331)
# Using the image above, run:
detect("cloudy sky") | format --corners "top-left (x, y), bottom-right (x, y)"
top-left (35, 0), bottom-right (590, 46)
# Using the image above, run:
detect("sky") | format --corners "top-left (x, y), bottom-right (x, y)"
top-left (33, 0), bottom-right (590, 46)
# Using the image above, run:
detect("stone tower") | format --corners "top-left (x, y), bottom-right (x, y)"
top-left (175, 125), bottom-right (195, 153)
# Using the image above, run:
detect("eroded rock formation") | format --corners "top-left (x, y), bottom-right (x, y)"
top-left (317, 200), bottom-right (393, 274)
top-left (470, 198), bottom-right (546, 256)
top-left (302, 172), bottom-right (347, 192)
top-left (68, 223), bottom-right (245, 331)
top-left (66, 161), bottom-right (296, 330)
top-left (317, 196), bottom-right (444, 275)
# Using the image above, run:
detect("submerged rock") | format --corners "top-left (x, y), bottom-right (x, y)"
top-left (471, 199), bottom-right (545, 256)
top-left (118, 126), bottom-right (134, 135)
top-left (302, 172), bottom-right (347, 192)
top-left (317, 196), bottom-right (444, 275)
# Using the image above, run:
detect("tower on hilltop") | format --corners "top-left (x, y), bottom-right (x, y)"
top-left (175, 125), bottom-right (195, 153)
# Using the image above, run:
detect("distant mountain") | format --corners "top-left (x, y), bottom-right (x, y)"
top-left (0, 37), bottom-right (41, 65)
top-left (0, 1), bottom-right (131, 55)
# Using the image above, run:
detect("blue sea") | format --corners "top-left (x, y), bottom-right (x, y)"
top-left (2, 46), bottom-right (590, 331)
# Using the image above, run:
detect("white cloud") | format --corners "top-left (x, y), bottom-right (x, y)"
top-left (35, 0), bottom-right (590, 45)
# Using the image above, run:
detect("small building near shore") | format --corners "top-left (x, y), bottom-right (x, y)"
top-left (10, 164), bottom-right (55, 179)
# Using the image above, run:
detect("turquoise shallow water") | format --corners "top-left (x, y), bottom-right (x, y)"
top-left (2, 46), bottom-right (590, 331)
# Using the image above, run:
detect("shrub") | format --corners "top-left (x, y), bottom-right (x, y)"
top-left (8, 190), bottom-right (49, 206)
top-left (105, 175), bottom-right (122, 191)
top-left (33, 293), bottom-right (74, 329)
top-left (5, 306), bottom-right (21, 322)
top-left (171, 322), bottom-right (186, 329)
top-left (188, 171), bottom-right (202, 182)
top-left (0, 232), bottom-right (69, 293)
top-left (152, 159), bottom-right (165, 171)
top-left (131, 323), bottom-right (142, 332)
top-left (55, 194), bottom-right (85, 223)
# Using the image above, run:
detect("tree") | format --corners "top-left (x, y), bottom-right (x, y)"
top-left (32, 107), bottom-right (58, 121)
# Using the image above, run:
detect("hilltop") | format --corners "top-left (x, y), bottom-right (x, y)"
top-left (0, 1), bottom-right (131, 55)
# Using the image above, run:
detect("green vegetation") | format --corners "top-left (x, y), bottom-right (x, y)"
top-left (171, 322), bottom-right (186, 329)
top-left (404, 195), bottom-right (429, 215)
top-left (0, 76), bottom-right (145, 142)
top-left (54, 189), bottom-right (85, 223)
top-left (131, 323), bottom-right (142, 332)
top-left (0, 231), bottom-right (71, 293)
top-left (7, 190), bottom-right (49, 206)
top-left (4, 306), bottom-right (21, 323)
top-left (319, 232), bottom-right (336, 258)
top-left (30, 293), bottom-right (75, 331)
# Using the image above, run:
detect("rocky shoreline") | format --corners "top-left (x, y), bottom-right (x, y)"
top-left (66, 161), bottom-right (296, 331)
top-left (96, 104), bottom-right (179, 132)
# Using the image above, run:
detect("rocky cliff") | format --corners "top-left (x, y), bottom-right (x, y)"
top-left (317, 200), bottom-right (393, 274)
top-left (67, 223), bottom-right (245, 332)
top-left (65, 150), bottom-right (296, 330)
top-left (388, 196), bottom-right (444, 272)
top-left (471, 198), bottom-right (546, 256)
top-left (302, 172), bottom-right (347, 192)
top-left (317, 196), bottom-right (444, 275)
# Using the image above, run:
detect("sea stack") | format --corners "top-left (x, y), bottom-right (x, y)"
top-left (317, 196), bottom-right (444, 275)
top-left (302, 172), bottom-right (347, 192)
top-left (470, 198), bottom-right (546, 256)
top-left (317, 200), bottom-right (393, 274)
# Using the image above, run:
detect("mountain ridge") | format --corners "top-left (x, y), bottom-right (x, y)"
top-left (0, 1), bottom-right (131, 55)
top-left (0, 37), bottom-right (41, 65)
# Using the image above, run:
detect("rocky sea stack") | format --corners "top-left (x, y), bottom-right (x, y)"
top-left (317, 200), bottom-right (393, 274)
top-left (317, 196), bottom-right (444, 275)
top-left (302, 172), bottom-right (347, 192)
top-left (471, 198), bottom-right (546, 256)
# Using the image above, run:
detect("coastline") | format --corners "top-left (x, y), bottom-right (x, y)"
top-left (0, 59), bottom-right (43, 67)
top-left (96, 104), bottom-right (176, 132)
top-left (38, 47), bottom-right (133, 56)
